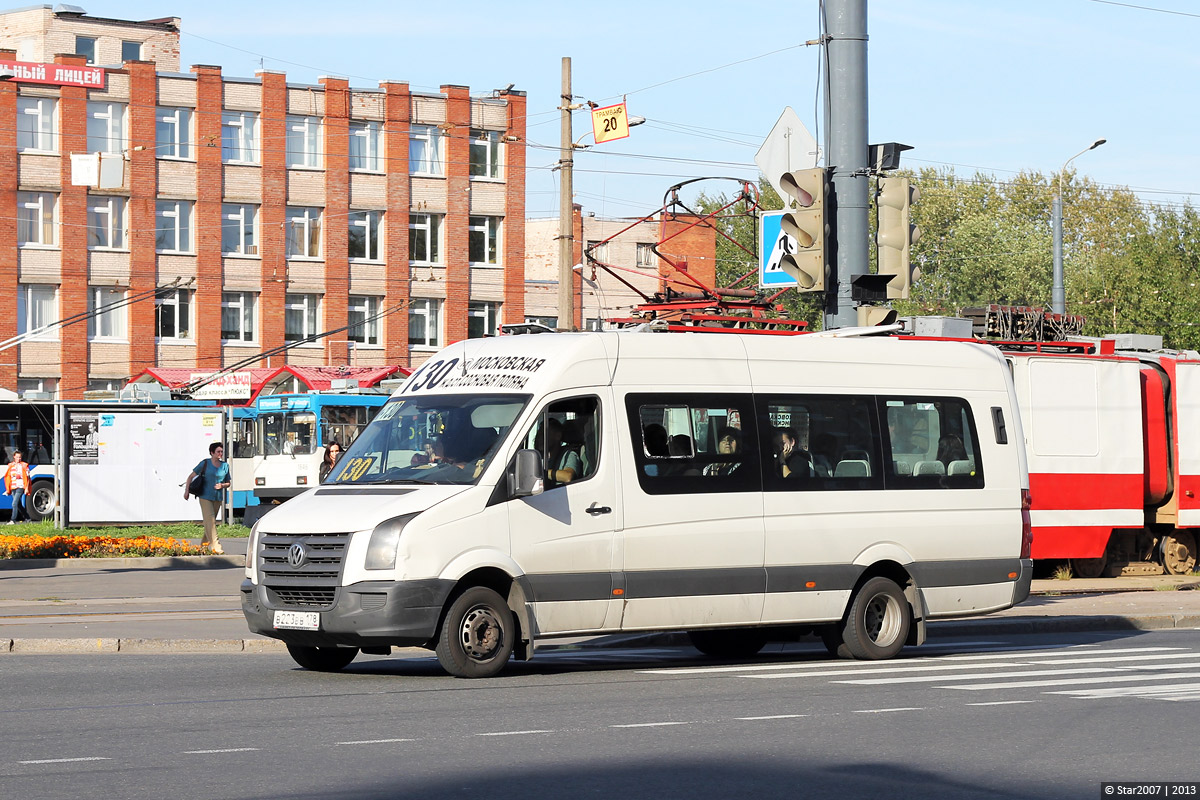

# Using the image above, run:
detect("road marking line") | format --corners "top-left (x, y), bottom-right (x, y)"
top-left (838, 666), bottom-right (1129, 686)
top-left (1026, 653), bottom-right (1200, 667)
top-left (941, 646), bottom-right (1181, 662)
top-left (966, 700), bottom-right (1036, 706)
top-left (336, 739), bottom-right (415, 745)
top-left (474, 730), bottom-right (554, 737)
top-left (853, 707), bottom-right (923, 714)
top-left (182, 748), bottom-right (260, 754)
top-left (610, 722), bottom-right (694, 728)
top-left (742, 662), bottom-right (1024, 680)
top-left (19, 757), bottom-right (111, 764)
top-left (736, 714), bottom-right (808, 720)
top-left (950, 670), bottom-right (1200, 691)
top-left (1051, 683), bottom-right (1200, 701)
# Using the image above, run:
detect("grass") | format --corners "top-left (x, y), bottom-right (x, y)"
top-left (1053, 564), bottom-right (1073, 581)
top-left (0, 520), bottom-right (251, 559)
top-left (1154, 583), bottom-right (1180, 591)
top-left (3, 520), bottom-right (250, 539)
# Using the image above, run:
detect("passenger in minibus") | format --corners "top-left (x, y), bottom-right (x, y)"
top-left (703, 426), bottom-right (743, 476)
top-left (936, 433), bottom-right (967, 467)
top-left (545, 418), bottom-right (581, 484)
top-left (772, 427), bottom-right (813, 478)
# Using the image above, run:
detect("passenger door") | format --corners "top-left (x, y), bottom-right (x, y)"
top-left (507, 392), bottom-right (621, 635)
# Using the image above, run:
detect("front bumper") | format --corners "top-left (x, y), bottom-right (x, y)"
top-left (241, 577), bottom-right (455, 648)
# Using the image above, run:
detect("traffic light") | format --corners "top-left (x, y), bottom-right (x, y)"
top-left (876, 176), bottom-right (921, 299)
top-left (778, 167), bottom-right (827, 292)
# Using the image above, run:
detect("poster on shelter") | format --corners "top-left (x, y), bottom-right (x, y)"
top-left (70, 412), bottom-right (100, 465)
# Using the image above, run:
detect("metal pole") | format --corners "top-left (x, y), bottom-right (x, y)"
top-left (1052, 188), bottom-right (1064, 314)
top-left (557, 57), bottom-right (575, 332)
top-left (823, 0), bottom-right (870, 330)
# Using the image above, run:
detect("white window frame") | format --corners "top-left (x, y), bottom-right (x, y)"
top-left (17, 284), bottom-right (58, 340)
top-left (469, 129), bottom-right (502, 180)
top-left (155, 200), bottom-right (193, 254)
top-left (87, 195), bottom-right (126, 250)
top-left (408, 298), bottom-right (442, 349)
top-left (222, 203), bottom-right (259, 256)
top-left (468, 215), bottom-right (501, 266)
top-left (409, 213), bottom-right (442, 265)
top-left (222, 111), bottom-right (259, 164)
top-left (409, 124), bottom-right (444, 176)
top-left (155, 288), bottom-right (192, 341)
top-left (121, 40), bottom-right (142, 62)
top-left (87, 101), bottom-right (126, 155)
top-left (17, 191), bottom-right (56, 248)
top-left (349, 210), bottom-right (383, 262)
top-left (468, 301), bottom-right (500, 339)
top-left (636, 242), bottom-right (657, 269)
top-left (221, 291), bottom-right (256, 343)
top-left (88, 286), bottom-right (127, 341)
top-left (156, 106), bottom-right (191, 160)
top-left (284, 293), bottom-right (321, 343)
top-left (348, 295), bottom-right (381, 347)
top-left (285, 207), bottom-right (322, 259)
top-left (286, 115), bottom-right (321, 169)
top-left (17, 377), bottom-right (57, 398)
top-left (17, 96), bottom-right (56, 153)
top-left (349, 120), bottom-right (382, 172)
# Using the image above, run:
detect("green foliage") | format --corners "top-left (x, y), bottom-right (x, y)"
top-left (4, 520), bottom-right (250, 539)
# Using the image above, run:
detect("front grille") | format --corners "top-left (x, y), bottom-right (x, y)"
top-left (258, 531), bottom-right (350, 610)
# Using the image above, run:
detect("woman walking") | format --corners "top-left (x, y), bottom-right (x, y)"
top-left (3, 450), bottom-right (30, 524)
top-left (184, 442), bottom-right (231, 554)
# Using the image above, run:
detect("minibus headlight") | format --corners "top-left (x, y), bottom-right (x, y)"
top-left (246, 519), bottom-right (261, 573)
top-left (365, 514), bottom-right (415, 570)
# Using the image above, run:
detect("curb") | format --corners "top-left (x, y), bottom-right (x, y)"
top-left (5, 613), bottom-right (1198, 655)
top-left (0, 554), bottom-right (245, 570)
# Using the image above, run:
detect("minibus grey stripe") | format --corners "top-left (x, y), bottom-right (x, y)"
top-left (766, 564), bottom-right (861, 593)
top-left (624, 567), bottom-right (766, 599)
top-left (526, 573), bottom-right (614, 603)
top-left (907, 559), bottom-right (1021, 588)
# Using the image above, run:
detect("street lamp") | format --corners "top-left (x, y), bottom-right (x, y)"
top-left (1052, 137), bottom-right (1106, 314)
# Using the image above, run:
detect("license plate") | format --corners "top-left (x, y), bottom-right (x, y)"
top-left (273, 610), bottom-right (319, 631)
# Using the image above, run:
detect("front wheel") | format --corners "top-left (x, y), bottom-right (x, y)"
top-left (286, 644), bottom-right (359, 672)
top-left (436, 586), bottom-right (515, 678)
top-left (26, 480), bottom-right (55, 522)
top-left (837, 577), bottom-right (911, 661)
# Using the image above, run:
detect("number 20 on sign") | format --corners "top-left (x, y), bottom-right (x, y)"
top-left (591, 102), bottom-right (630, 144)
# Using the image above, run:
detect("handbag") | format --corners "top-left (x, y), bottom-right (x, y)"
top-left (188, 461), bottom-right (206, 497)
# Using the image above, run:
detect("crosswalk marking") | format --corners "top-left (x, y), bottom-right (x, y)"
top-left (836, 665), bottom-right (1132, 686)
top-left (951, 670), bottom-right (1200, 691)
top-left (1050, 683), bottom-right (1200, 702)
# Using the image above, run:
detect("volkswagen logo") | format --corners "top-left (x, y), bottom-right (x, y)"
top-left (287, 542), bottom-right (308, 569)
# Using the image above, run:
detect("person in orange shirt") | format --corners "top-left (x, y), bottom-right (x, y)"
top-left (3, 450), bottom-right (31, 524)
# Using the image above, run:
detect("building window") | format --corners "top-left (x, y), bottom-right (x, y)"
top-left (221, 292), bottom-right (256, 343)
top-left (17, 96), bottom-right (56, 152)
top-left (349, 120), bottom-right (381, 171)
top-left (348, 296), bottom-right (380, 346)
top-left (587, 240), bottom-right (609, 263)
top-left (156, 107), bottom-right (191, 160)
top-left (155, 200), bottom-right (193, 253)
top-left (18, 285), bottom-right (57, 339)
top-left (88, 287), bottom-right (126, 340)
top-left (468, 301), bottom-right (500, 339)
top-left (75, 36), bottom-right (96, 64)
top-left (469, 129), bottom-right (502, 180)
top-left (285, 207), bottom-right (322, 259)
top-left (121, 40), bottom-right (142, 62)
top-left (409, 213), bottom-right (442, 264)
top-left (87, 378), bottom-right (123, 393)
top-left (155, 288), bottom-right (191, 340)
top-left (286, 115), bottom-right (321, 168)
top-left (469, 216), bottom-right (501, 265)
top-left (87, 102), bottom-right (126, 154)
top-left (285, 293), bottom-right (321, 342)
top-left (17, 378), bottom-right (57, 398)
top-left (17, 192), bottom-right (56, 247)
top-left (87, 195), bottom-right (125, 250)
top-left (525, 316), bottom-right (557, 330)
top-left (636, 242), bottom-right (657, 269)
top-left (222, 203), bottom-right (259, 255)
top-left (349, 210), bottom-right (382, 261)
top-left (222, 111), bottom-right (259, 164)
top-left (409, 125), bottom-right (444, 176)
top-left (409, 298), bottom-right (441, 349)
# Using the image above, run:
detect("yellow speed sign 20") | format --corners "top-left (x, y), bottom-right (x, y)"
top-left (591, 102), bottom-right (630, 144)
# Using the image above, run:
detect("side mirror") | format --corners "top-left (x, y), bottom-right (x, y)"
top-left (512, 448), bottom-right (544, 498)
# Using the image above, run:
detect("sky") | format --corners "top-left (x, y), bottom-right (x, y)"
top-left (78, 0), bottom-right (1200, 220)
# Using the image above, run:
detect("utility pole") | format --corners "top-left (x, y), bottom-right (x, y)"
top-left (557, 57), bottom-right (576, 332)
top-left (823, 0), bottom-right (869, 329)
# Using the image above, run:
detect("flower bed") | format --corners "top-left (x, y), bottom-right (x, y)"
top-left (0, 534), bottom-right (210, 559)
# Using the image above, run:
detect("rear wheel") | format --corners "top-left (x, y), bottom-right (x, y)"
top-left (688, 629), bottom-right (768, 659)
top-left (1162, 532), bottom-right (1198, 575)
top-left (26, 480), bottom-right (55, 522)
top-left (837, 577), bottom-right (910, 661)
top-left (1071, 554), bottom-right (1108, 580)
top-left (285, 644), bottom-right (359, 672)
top-left (436, 586), bottom-right (515, 678)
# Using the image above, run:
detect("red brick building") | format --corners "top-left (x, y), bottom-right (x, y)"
top-left (0, 7), bottom-right (526, 398)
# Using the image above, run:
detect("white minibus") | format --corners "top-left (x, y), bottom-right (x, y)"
top-left (241, 331), bottom-right (1033, 677)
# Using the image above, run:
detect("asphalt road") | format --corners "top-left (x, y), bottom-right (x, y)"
top-left (4, 628), bottom-right (1199, 800)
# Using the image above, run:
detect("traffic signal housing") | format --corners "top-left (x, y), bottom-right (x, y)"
top-left (778, 167), bottom-right (828, 292)
top-left (876, 176), bottom-right (920, 299)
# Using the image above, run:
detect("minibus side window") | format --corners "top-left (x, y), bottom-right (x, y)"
top-left (517, 396), bottom-right (600, 488)
top-left (756, 395), bottom-right (883, 492)
top-left (880, 397), bottom-right (985, 489)
top-left (626, 393), bottom-right (759, 495)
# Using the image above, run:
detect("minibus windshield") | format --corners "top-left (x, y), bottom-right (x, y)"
top-left (325, 394), bottom-right (529, 486)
